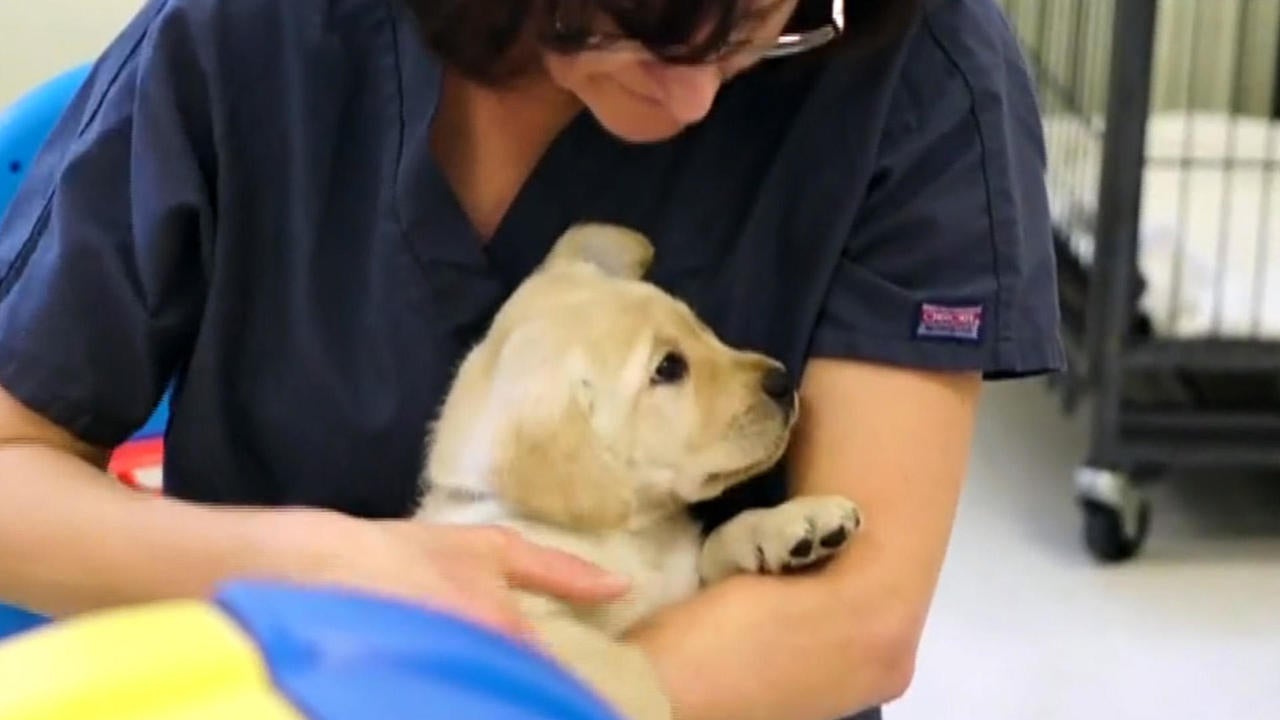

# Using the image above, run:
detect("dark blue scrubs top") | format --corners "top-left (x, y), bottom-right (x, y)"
top-left (0, 0), bottom-right (1062, 716)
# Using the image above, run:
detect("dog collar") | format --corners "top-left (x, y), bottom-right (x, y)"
top-left (426, 482), bottom-right (494, 503)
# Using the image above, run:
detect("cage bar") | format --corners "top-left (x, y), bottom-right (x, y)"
top-left (1086, 0), bottom-right (1159, 468)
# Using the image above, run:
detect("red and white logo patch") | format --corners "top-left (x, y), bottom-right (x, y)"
top-left (915, 302), bottom-right (984, 342)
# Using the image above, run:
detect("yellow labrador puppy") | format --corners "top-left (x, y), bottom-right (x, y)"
top-left (413, 223), bottom-right (861, 720)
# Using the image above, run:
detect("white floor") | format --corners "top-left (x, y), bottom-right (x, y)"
top-left (887, 380), bottom-right (1280, 720)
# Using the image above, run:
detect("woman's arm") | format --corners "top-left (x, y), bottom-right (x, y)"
top-left (0, 384), bottom-right (630, 629)
top-left (625, 3), bottom-right (1062, 715)
top-left (0, 383), bottom-right (297, 617)
top-left (625, 357), bottom-right (981, 720)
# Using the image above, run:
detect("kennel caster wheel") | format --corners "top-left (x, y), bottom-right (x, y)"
top-left (1073, 466), bottom-right (1152, 563)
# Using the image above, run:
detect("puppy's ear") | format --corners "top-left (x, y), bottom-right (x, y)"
top-left (484, 323), bottom-right (635, 532)
top-left (543, 223), bottom-right (655, 280)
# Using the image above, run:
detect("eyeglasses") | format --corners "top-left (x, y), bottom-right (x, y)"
top-left (571, 0), bottom-right (846, 64)
top-left (762, 0), bottom-right (846, 59)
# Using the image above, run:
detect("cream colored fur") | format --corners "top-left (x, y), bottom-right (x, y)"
top-left (412, 223), bottom-right (862, 720)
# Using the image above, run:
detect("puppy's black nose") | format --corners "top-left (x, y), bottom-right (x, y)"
top-left (761, 367), bottom-right (794, 406)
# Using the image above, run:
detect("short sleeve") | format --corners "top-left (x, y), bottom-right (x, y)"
top-left (809, 1), bottom-right (1065, 380)
top-left (0, 0), bottom-right (212, 446)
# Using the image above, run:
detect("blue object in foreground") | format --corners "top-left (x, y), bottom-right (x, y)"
top-left (0, 580), bottom-right (624, 719)
top-left (0, 604), bottom-right (44, 640)
top-left (215, 581), bottom-right (623, 720)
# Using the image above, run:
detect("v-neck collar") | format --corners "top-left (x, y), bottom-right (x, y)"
top-left (390, 3), bottom-right (602, 292)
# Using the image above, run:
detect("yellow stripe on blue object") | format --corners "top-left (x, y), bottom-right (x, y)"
top-left (0, 600), bottom-right (299, 720)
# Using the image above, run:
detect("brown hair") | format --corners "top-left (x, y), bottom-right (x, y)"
top-left (405, 0), bottom-right (922, 86)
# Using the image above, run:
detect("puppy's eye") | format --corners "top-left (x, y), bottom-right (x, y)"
top-left (651, 352), bottom-right (688, 385)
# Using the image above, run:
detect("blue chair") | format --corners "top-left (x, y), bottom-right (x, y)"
top-left (0, 65), bottom-right (91, 212)
top-left (0, 65), bottom-right (172, 638)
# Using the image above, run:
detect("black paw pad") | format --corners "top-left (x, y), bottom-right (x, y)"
top-left (783, 555), bottom-right (834, 574)
top-left (789, 537), bottom-right (814, 559)
top-left (819, 526), bottom-right (848, 549)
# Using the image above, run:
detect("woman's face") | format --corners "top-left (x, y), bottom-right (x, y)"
top-left (540, 0), bottom-right (800, 143)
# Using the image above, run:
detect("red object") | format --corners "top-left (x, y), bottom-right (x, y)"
top-left (108, 437), bottom-right (165, 492)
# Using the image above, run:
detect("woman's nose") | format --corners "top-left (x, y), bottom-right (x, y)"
top-left (650, 62), bottom-right (722, 124)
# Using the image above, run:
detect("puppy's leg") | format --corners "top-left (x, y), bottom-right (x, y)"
top-left (532, 615), bottom-right (673, 720)
top-left (699, 495), bottom-right (862, 584)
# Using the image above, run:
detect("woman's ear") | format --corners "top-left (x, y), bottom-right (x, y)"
top-left (484, 323), bottom-right (635, 531)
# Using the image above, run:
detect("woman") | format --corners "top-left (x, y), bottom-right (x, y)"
top-left (0, 0), bottom-right (1063, 718)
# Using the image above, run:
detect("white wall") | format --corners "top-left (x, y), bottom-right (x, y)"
top-left (0, 0), bottom-right (147, 107)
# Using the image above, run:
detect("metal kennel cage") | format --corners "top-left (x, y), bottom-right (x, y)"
top-left (998, 0), bottom-right (1280, 562)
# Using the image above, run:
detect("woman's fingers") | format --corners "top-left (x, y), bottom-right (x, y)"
top-left (361, 521), bottom-right (628, 636)
top-left (432, 588), bottom-right (535, 640)
top-left (492, 530), bottom-right (631, 603)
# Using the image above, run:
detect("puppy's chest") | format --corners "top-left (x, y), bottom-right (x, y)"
top-left (510, 516), bottom-right (704, 636)
top-left (623, 521), bottom-right (704, 617)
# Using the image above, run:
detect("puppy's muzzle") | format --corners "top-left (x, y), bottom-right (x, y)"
top-left (761, 366), bottom-right (796, 416)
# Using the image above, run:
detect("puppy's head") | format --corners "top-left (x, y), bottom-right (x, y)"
top-left (428, 223), bottom-right (797, 531)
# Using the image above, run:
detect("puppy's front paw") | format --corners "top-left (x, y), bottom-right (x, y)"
top-left (698, 495), bottom-right (862, 584)
top-left (751, 496), bottom-right (861, 574)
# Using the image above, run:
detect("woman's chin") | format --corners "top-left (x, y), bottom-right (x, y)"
top-left (592, 109), bottom-right (689, 144)
top-left (584, 88), bottom-right (691, 143)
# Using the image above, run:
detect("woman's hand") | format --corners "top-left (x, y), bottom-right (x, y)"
top-left (267, 510), bottom-right (632, 640)
top-left (0, 386), bottom-right (630, 627)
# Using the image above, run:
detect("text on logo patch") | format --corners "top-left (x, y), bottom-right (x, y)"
top-left (914, 302), bottom-right (984, 342)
